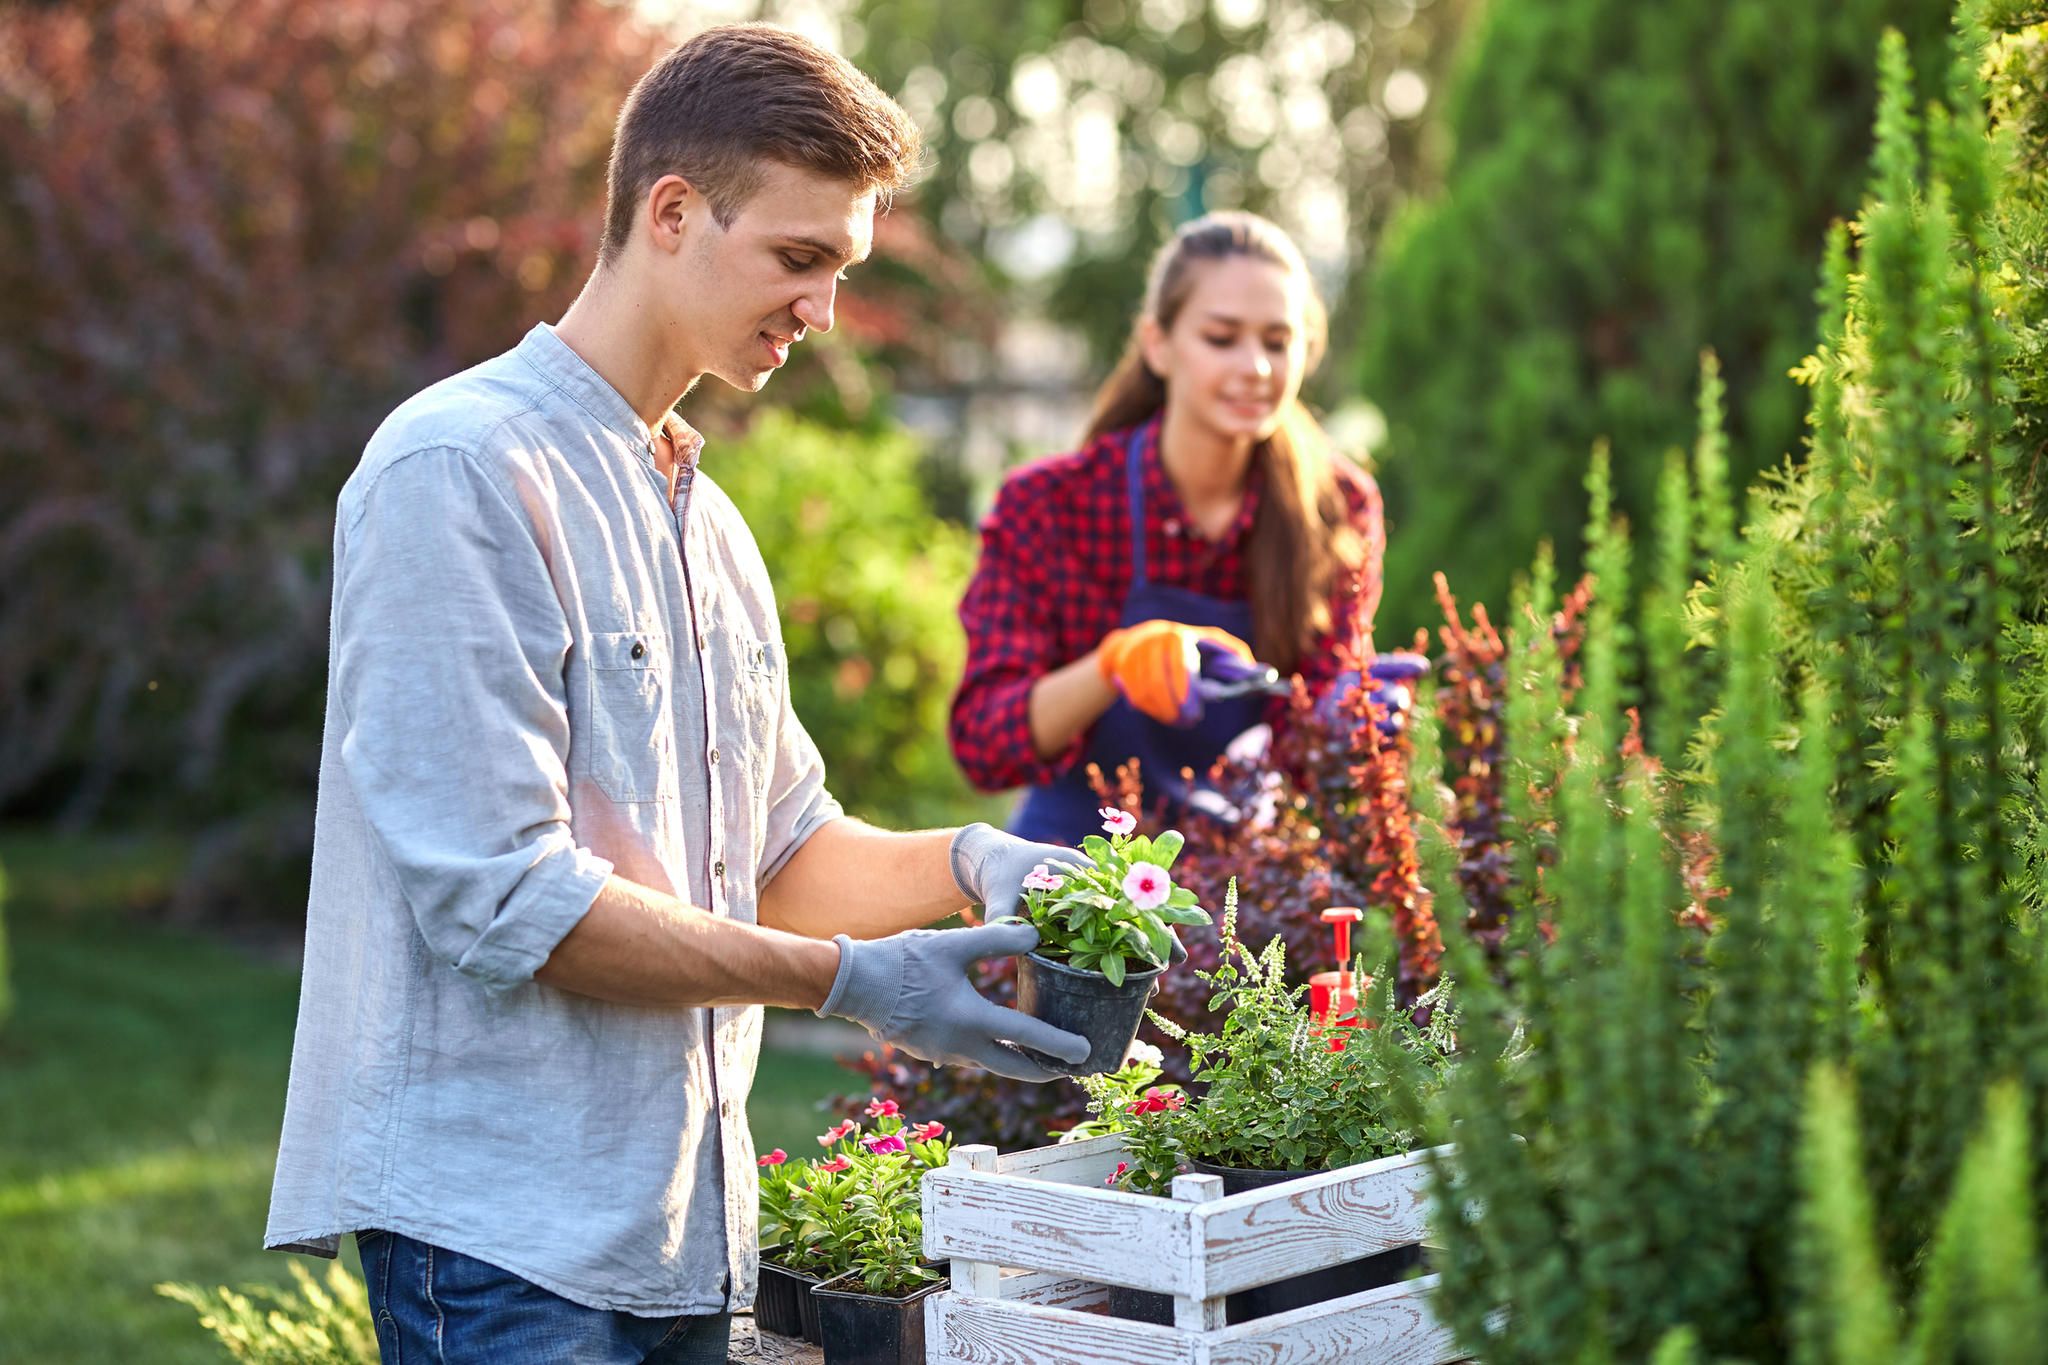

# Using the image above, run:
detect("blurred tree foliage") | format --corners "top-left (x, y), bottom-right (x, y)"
top-left (832, 0), bottom-right (1475, 381)
top-left (0, 0), bottom-right (658, 861)
top-left (0, 0), bottom-right (998, 912)
top-left (1358, 0), bottom-right (1954, 638)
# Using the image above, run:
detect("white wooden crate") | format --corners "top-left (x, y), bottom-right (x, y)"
top-left (920, 1132), bottom-right (1464, 1364)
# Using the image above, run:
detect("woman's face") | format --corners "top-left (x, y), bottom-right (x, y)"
top-left (1142, 255), bottom-right (1310, 447)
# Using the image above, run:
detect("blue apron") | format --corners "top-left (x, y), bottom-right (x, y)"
top-left (1010, 419), bottom-right (1265, 845)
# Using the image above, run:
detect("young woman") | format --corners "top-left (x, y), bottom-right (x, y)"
top-left (950, 211), bottom-right (1386, 844)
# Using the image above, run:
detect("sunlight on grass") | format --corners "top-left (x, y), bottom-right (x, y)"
top-left (0, 830), bottom-right (867, 1362)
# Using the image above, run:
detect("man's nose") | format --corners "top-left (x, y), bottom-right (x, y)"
top-left (793, 281), bottom-right (837, 335)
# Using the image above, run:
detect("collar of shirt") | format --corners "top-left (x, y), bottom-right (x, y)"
top-left (518, 324), bottom-right (704, 475)
top-left (1136, 418), bottom-right (1264, 549)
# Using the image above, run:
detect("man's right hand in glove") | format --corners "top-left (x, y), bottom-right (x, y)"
top-left (1097, 619), bottom-right (1257, 726)
top-left (817, 921), bottom-right (1090, 1082)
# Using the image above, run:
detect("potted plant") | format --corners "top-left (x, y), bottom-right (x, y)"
top-left (1077, 884), bottom-right (1454, 1323)
top-left (756, 1099), bottom-right (950, 1347)
top-left (754, 1146), bottom-right (815, 1339)
top-left (804, 1101), bottom-right (953, 1365)
top-left (1012, 807), bottom-right (1212, 1075)
top-left (1056, 1041), bottom-right (1192, 1324)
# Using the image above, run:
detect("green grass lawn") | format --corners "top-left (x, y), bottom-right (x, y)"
top-left (0, 830), bottom-right (862, 1364)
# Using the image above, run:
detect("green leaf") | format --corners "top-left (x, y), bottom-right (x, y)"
top-left (1103, 953), bottom-right (1127, 988)
top-left (1151, 830), bottom-right (1184, 868)
top-left (1167, 887), bottom-right (1200, 908)
top-left (1082, 835), bottom-right (1112, 864)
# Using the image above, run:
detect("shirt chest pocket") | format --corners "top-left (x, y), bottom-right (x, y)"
top-left (586, 629), bottom-right (675, 803)
top-left (733, 635), bottom-right (781, 784)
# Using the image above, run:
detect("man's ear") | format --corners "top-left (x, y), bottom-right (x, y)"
top-left (643, 174), bottom-right (705, 255)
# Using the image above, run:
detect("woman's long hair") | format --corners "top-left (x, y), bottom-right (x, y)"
top-left (1085, 211), bottom-right (1364, 673)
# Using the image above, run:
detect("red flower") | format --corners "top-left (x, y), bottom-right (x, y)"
top-left (863, 1133), bottom-right (908, 1155)
top-left (864, 1098), bottom-right (901, 1119)
top-left (817, 1155), bottom-right (853, 1174)
top-left (1105, 1161), bottom-right (1131, 1187)
top-left (1126, 1087), bottom-right (1186, 1116)
top-left (909, 1121), bottom-right (946, 1141)
top-left (817, 1119), bottom-right (858, 1147)
top-left (758, 1148), bottom-right (787, 1167)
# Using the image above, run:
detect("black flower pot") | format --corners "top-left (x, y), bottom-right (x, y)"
top-left (1107, 1284), bottom-right (1176, 1324)
top-left (1014, 951), bottom-right (1164, 1076)
top-left (1185, 1159), bottom-right (1426, 1323)
top-left (755, 1254), bottom-right (821, 1340)
top-left (811, 1268), bottom-right (949, 1365)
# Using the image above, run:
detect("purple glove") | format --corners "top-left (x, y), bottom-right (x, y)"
top-left (1316, 651), bottom-right (1431, 737)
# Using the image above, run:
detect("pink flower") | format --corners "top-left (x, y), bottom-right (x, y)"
top-left (758, 1149), bottom-right (787, 1167)
top-left (1105, 1161), bottom-right (1130, 1187)
top-left (1121, 862), bottom-right (1172, 911)
top-left (817, 1119), bottom-right (858, 1147)
top-left (1022, 864), bottom-right (1067, 892)
top-left (863, 1133), bottom-right (908, 1155)
top-left (864, 1098), bottom-right (900, 1119)
top-left (909, 1121), bottom-right (946, 1141)
top-left (1126, 1087), bottom-right (1185, 1116)
top-left (817, 1155), bottom-right (852, 1174)
top-left (1099, 807), bottom-right (1137, 837)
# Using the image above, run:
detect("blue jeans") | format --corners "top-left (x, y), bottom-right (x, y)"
top-left (356, 1231), bottom-right (732, 1364)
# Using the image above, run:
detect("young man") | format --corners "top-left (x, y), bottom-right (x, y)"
top-left (263, 26), bottom-right (1089, 1363)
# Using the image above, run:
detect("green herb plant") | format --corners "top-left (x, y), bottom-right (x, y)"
top-left (1151, 882), bottom-right (1454, 1174)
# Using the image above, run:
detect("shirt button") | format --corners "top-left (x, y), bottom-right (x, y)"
top-left (697, 632), bottom-right (708, 650)
top-left (713, 859), bottom-right (726, 879)
top-left (630, 640), bottom-right (645, 660)
top-left (1164, 518), bottom-right (1181, 536)
top-left (709, 747), bottom-right (720, 765)
top-left (720, 1099), bottom-right (734, 1119)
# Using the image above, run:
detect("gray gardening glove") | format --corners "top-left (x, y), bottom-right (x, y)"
top-left (949, 822), bottom-right (1188, 965)
top-left (818, 922), bottom-right (1090, 1082)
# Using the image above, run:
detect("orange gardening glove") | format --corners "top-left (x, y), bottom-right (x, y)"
top-left (1096, 620), bottom-right (1256, 727)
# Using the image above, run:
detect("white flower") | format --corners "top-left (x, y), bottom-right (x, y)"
top-left (1021, 864), bottom-right (1067, 891)
top-left (1099, 807), bottom-right (1137, 837)
top-left (1123, 1040), bottom-right (1164, 1068)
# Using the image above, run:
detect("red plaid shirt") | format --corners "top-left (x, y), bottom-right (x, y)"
top-left (949, 424), bottom-right (1385, 792)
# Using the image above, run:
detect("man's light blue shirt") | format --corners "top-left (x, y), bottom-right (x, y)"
top-left (264, 323), bottom-right (842, 1315)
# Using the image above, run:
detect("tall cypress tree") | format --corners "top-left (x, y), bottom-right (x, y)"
top-left (1357, 0), bottom-right (1951, 636)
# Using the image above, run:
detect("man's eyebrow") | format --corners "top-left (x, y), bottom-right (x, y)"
top-left (780, 235), bottom-right (871, 267)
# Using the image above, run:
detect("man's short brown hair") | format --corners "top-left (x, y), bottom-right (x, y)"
top-left (600, 24), bottom-right (922, 265)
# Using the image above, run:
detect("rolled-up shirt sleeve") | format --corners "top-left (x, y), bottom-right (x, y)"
top-left (332, 445), bottom-right (613, 990)
top-left (949, 476), bottom-right (1089, 792)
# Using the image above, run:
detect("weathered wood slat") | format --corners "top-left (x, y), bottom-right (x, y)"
top-left (1171, 1172), bottom-right (1228, 1332)
top-left (947, 1146), bottom-right (1004, 1299)
top-left (926, 1291), bottom-right (1196, 1365)
top-left (1192, 1146), bottom-right (1442, 1296)
top-left (995, 1269), bottom-right (1111, 1311)
top-left (1203, 1275), bottom-right (1459, 1365)
top-left (922, 1166), bottom-right (1199, 1295)
top-left (994, 1131), bottom-right (1129, 1183)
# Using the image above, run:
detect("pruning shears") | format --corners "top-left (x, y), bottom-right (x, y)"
top-left (1191, 647), bottom-right (1294, 702)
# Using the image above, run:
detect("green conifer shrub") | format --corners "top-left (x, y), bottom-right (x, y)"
top-left (1420, 12), bottom-right (2048, 1358)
